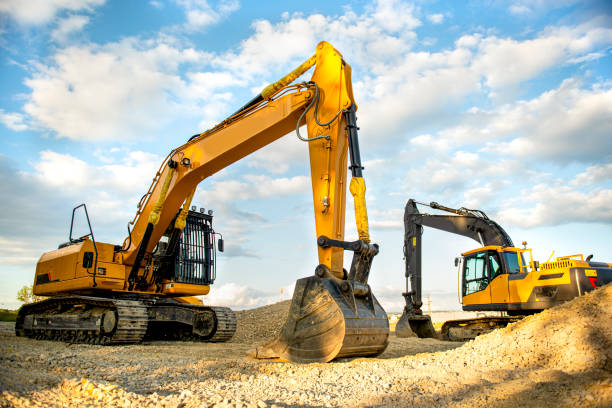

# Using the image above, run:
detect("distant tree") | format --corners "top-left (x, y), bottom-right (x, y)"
top-left (16, 285), bottom-right (44, 304)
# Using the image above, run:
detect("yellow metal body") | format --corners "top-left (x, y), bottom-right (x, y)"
top-left (33, 41), bottom-right (368, 296)
top-left (34, 237), bottom-right (211, 297)
top-left (460, 246), bottom-right (611, 311)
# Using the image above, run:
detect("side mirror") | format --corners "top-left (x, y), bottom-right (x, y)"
top-left (533, 260), bottom-right (539, 271)
top-left (217, 238), bottom-right (224, 253)
top-left (454, 257), bottom-right (460, 267)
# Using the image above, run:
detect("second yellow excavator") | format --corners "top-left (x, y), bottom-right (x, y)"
top-left (396, 199), bottom-right (612, 341)
top-left (16, 42), bottom-right (389, 363)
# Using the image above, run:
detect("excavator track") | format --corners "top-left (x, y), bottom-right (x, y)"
top-left (441, 316), bottom-right (523, 341)
top-left (145, 304), bottom-right (236, 342)
top-left (205, 306), bottom-right (237, 342)
top-left (15, 296), bottom-right (236, 344)
top-left (15, 296), bottom-right (148, 345)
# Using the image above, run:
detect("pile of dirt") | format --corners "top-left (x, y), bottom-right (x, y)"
top-left (448, 282), bottom-right (612, 373)
top-left (231, 300), bottom-right (290, 343)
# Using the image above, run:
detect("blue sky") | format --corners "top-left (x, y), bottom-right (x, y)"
top-left (0, 0), bottom-right (611, 311)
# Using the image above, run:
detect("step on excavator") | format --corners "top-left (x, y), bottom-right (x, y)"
top-left (16, 42), bottom-right (389, 363)
top-left (396, 199), bottom-right (612, 341)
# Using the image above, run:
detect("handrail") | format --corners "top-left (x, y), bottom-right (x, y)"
top-left (70, 204), bottom-right (99, 287)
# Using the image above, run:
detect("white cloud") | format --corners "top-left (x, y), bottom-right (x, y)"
top-left (508, 0), bottom-right (582, 15)
top-left (0, 237), bottom-right (42, 266)
top-left (496, 184), bottom-right (612, 228)
top-left (213, 0), bottom-right (420, 79)
top-left (23, 37), bottom-right (215, 141)
top-left (421, 79), bottom-right (612, 165)
top-left (202, 282), bottom-right (294, 309)
top-left (247, 136), bottom-right (309, 174)
top-left (32, 150), bottom-right (162, 197)
top-left (199, 174), bottom-right (310, 204)
top-left (16, 3), bottom-right (610, 153)
top-left (0, 109), bottom-right (27, 131)
top-left (369, 208), bottom-right (404, 230)
top-left (481, 80), bottom-right (612, 162)
top-left (26, 149), bottom-right (163, 232)
top-left (0, 0), bottom-right (104, 25)
top-left (409, 134), bottom-right (452, 153)
top-left (404, 151), bottom-right (522, 194)
top-left (571, 163), bottom-right (612, 186)
top-left (370, 0), bottom-right (421, 32)
top-left (175, 0), bottom-right (240, 31)
top-left (51, 14), bottom-right (89, 43)
top-left (427, 13), bottom-right (444, 24)
top-left (355, 47), bottom-right (480, 140)
top-left (472, 21), bottom-right (612, 89)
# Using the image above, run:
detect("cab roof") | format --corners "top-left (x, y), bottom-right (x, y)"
top-left (461, 246), bottom-right (522, 256)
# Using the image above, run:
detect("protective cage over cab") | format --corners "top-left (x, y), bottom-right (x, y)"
top-left (153, 210), bottom-right (219, 288)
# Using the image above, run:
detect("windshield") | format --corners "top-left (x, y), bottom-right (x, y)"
top-left (502, 251), bottom-right (522, 274)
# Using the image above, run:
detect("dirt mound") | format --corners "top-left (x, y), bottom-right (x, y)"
top-left (231, 300), bottom-right (290, 343)
top-left (447, 282), bottom-right (612, 373)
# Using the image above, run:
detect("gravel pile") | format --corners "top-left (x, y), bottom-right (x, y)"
top-left (450, 282), bottom-right (612, 373)
top-left (232, 301), bottom-right (290, 344)
top-left (1, 284), bottom-right (610, 407)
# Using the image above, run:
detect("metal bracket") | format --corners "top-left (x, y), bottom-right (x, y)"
top-left (317, 235), bottom-right (379, 287)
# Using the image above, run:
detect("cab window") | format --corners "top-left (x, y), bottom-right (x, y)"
top-left (502, 251), bottom-right (522, 274)
top-left (488, 252), bottom-right (502, 280)
top-left (464, 252), bottom-right (488, 296)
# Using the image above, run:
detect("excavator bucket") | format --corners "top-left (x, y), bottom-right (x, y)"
top-left (395, 309), bottom-right (436, 338)
top-left (251, 275), bottom-right (389, 363)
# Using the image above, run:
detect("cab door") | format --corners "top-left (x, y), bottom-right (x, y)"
top-left (487, 251), bottom-right (509, 304)
top-left (462, 251), bottom-right (492, 306)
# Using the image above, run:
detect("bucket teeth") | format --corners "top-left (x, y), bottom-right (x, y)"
top-left (251, 276), bottom-right (389, 363)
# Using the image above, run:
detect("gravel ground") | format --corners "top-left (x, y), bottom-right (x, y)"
top-left (1, 284), bottom-right (610, 408)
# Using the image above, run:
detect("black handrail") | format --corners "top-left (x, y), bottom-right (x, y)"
top-left (70, 204), bottom-right (99, 287)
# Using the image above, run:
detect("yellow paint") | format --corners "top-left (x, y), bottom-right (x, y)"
top-left (306, 41), bottom-right (356, 277)
top-left (349, 177), bottom-right (370, 243)
top-left (262, 55), bottom-right (316, 99)
top-left (489, 273), bottom-right (509, 303)
top-left (585, 269), bottom-right (597, 277)
top-left (148, 166), bottom-right (175, 225)
top-left (162, 282), bottom-right (210, 296)
top-left (175, 188), bottom-right (196, 230)
top-left (463, 286), bottom-right (491, 305)
top-left (174, 296), bottom-right (204, 305)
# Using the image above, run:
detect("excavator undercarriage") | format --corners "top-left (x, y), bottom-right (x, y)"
top-left (439, 316), bottom-right (522, 342)
top-left (16, 295), bottom-right (235, 344)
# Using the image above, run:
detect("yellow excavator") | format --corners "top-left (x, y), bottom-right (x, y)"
top-left (16, 42), bottom-right (389, 363)
top-left (396, 199), bottom-right (612, 341)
